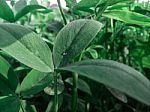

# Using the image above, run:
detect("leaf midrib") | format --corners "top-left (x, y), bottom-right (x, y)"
top-left (0, 26), bottom-right (52, 71)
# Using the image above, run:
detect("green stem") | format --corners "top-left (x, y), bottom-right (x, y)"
top-left (72, 72), bottom-right (78, 112)
top-left (57, 0), bottom-right (67, 25)
top-left (54, 72), bottom-right (58, 112)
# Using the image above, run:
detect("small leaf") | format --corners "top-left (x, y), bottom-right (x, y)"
top-left (18, 70), bottom-right (53, 96)
top-left (86, 49), bottom-right (98, 59)
top-left (65, 78), bottom-right (92, 95)
top-left (59, 59), bottom-right (150, 106)
top-left (0, 0), bottom-right (15, 22)
top-left (102, 10), bottom-right (150, 26)
top-left (0, 23), bottom-right (54, 72)
top-left (0, 96), bottom-right (20, 112)
top-left (53, 19), bottom-right (102, 67)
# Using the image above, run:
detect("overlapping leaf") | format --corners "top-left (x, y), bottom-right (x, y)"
top-left (59, 59), bottom-right (150, 106)
top-left (18, 70), bottom-right (53, 96)
top-left (0, 23), bottom-right (54, 72)
top-left (103, 10), bottom-right (150, 26)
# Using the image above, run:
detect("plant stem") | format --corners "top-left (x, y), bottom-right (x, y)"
top-left (57, 0), bottom-right (67, 25)
top-left (54, 72), bottom-right (58, 112)
top-left (72, 72), bottom-right (78, 112)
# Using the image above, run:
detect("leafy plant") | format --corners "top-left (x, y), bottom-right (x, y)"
top-left (0, 0), bottom-right (150, 112)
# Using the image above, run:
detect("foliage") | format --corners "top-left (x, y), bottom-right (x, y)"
top-left (0, 0), bottom-right (150, 112)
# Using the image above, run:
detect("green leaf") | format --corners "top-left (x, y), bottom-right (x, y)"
top-left (44, 78), bottom-right (64, 95)
top-left (15, 5), bottom-right (47, 21)
top-left (142, 55), bottom-right (150, 69)
top-left (102, 10), bottom-right (150, 26)
top-left (53, 19), bottom-right (102, 67)
top-left (18, 69), bottom-right (53, 96)
top-left (19, 100), bottom-right (37, 112)
top-left (59, 59), bottom-right (150, 106)
top-left (30, 0), bottom-right (39, 5)
top-left (107, 87), bottom-right (128, 103)
top-left (65, 78), bottom-right (92, 95)
top-left (0, 96), bottom-right (20, 112)
top-left (0, 23), bottom-right (54, 72)
top-left (0, 79), bottom-right (15, 96)
top-left (65, 0), bottom-right (76, 8)
top-left (74, 0), bottom-right (134, 12)
top-left (0, 0), bottom-right (15, 22)
top-left (86, 49), bottom-right (98, 59)
top-left (13, 0), bottom-right (27, 14)
top-left (0, 55), bottom-right (19, 91)
top-left (74, 0), bottom-right (99, 10)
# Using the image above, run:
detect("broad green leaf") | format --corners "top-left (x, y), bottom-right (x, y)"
top-left (59, 59), bottom-right (150, 106)
top-left (102, 10), bottom-right (150, 26)
top-left (18, 69), bottom-right (53, 96)
top-left (0, 0), bottom-right (15, 22)
top-left (53, 19), bottom-right (102, 67)
top-left (15, 5), bottom-right (47, 21)
top-left (13, 0), bottom-right (27, 14)
top-left (0, 23), bottom-right (54, 72)
top-left (0, 55), bottom-right (19, 91)
top-left (65, 78), bottom-right (92, 95)
top-left (0, 96), bottom-right (20, 112)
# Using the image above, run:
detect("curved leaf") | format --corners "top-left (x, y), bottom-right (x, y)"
top-left (0, 23), bottom-right (54, 72)
top-left (18, 70), bottom-right (53, 96)
top-left (53, 19), bottom-right (102, 67)
top-left (0, 0), bottom-right (15, 22)
top-left (59, 59), bottom-right (150, 106)
top-left (102, 10), bottom-right (150, 26)
top-left (13, 0), bottom-right (27, 14)
top-left (15, 5), bottom-right (47, 21)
